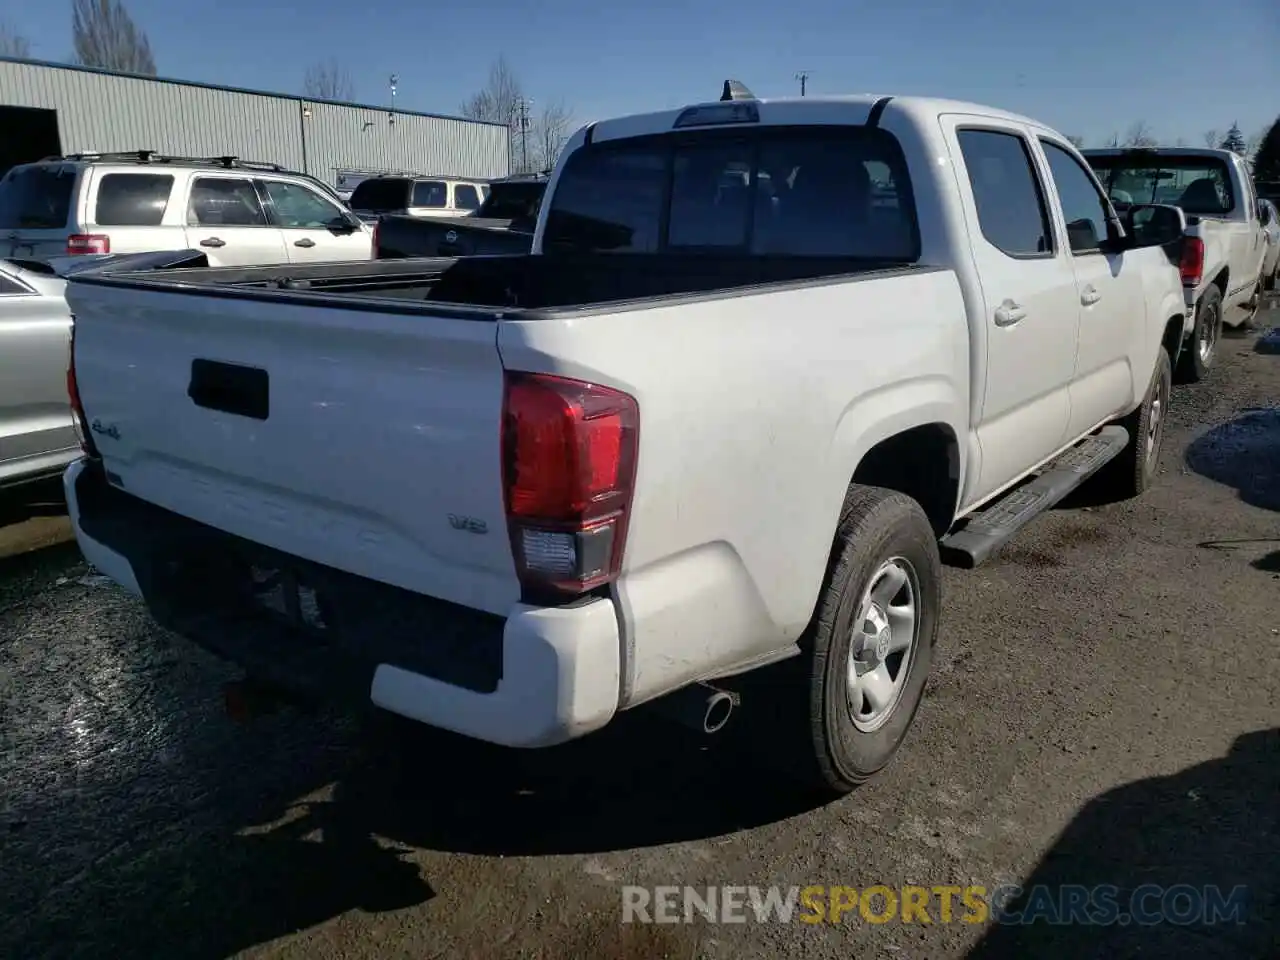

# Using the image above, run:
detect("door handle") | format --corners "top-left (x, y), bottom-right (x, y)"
top-left (994, 300), bottom-right (1027, 327)
top-left (199, 237), bottom-right (225, 248)
top-left (1080, 285), bottom-right (1101, 306)
top-left (294, 238), bottom-right (316, 248)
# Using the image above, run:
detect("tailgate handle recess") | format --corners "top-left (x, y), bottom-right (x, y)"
top-left (188, 359), bottom-right (269, 420)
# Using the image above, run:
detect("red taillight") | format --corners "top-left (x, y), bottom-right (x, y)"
top-left (67, 234), bottom-right (110, 255)
top-left (502, 372), bottom-right (639, 598)
top-left (1180, 236), bottom-right (1204, 286)
top-left (66, 323), bottom-right (100, 459)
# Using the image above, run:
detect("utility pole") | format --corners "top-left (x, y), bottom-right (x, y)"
top-left (514, 97), bottom-right (533, 173)
top-left (794, 71), bottom-right (810, 97)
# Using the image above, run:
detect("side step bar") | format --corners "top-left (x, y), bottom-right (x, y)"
top-left (940, 425), bottom-right (1129, 569)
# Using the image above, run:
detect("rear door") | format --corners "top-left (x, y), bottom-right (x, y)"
top-left (84, 170), bottom-right (180, 254)
top-left (183, 175), bottom-right (288, 266)
top-left (1035, 136), bottom-right (1145, 436)
top-left (0, 164), bottom-right (80, 258)
top-left (259, 179), bottom-right (372, 263)
top-left (943, 119), bottom-right (1081, 501)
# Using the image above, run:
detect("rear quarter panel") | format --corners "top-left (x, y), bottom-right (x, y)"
top-left (497, 269), bottom-right (969, 705)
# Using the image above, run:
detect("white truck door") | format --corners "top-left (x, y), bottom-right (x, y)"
top-left (259, 179), bottom-right (373, 263)
top-left (183, 175), bottom-right (289, 266)
top-left (1034, 137), bottom-right (1142, 437)
top-left (944, 118), bottom-right (1080, 503)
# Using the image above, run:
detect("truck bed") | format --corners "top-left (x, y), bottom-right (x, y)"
top-left (68, 252), bottom-right (929, 317)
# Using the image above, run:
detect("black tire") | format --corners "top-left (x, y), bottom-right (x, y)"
top-left (1175, 286), bottom-right (1222, 383)
top-left (775, 486), bottom-right (942, 795)
top-left (1096, 346), bottom-right (1171, 499)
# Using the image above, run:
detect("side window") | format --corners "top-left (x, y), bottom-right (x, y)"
top-left (957, 129), bottom-right (1053, 257)
top-left (453, 184), bottom-right (480, 211)
top-left (1040, 141), bottom-right (1111, 253)
top-left (94, 173), bottom-right (174, 226)
top-left (262, 180), bottom-right (344, 228)
top-left (187, 177), bottom-right (268, 227)
top-left (411, 180), bottom-right (447, 208)
top-left (0, 274), bottom-right (28, 295)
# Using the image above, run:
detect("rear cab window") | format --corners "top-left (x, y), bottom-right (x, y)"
top-left (348, 178), bottom-right (411, 212)
top-left (0, 165), bottom-right (79, 230)
top-left (543, 125), bottom-right (920, 260)
top-left (1086, 153), bottom-right (1236, 216)
top-left (92, 172), bottom-right (175, 226)
top-left (453, 184), bottom-right (481, 211)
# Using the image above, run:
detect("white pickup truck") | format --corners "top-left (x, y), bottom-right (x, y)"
top-left (61, 86), bottom-right (1188, 794)
top-left (1083, 147), bottom-right (1269, 381)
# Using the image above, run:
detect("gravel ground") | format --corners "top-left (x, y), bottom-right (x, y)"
top-left (1, 309), bottom-right (1278, 960)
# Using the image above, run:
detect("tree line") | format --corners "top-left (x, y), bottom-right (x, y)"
top-left (1070, 119), bottom-right (1269, 157)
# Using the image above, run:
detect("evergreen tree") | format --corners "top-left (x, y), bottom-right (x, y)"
top-left (1218, 122), bottom-right (1247, 155)
top-left (1254, 116), bottom-right (1280, 190)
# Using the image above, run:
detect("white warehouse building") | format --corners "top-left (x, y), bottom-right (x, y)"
top-left (0, 56), bottom-right (511, 186)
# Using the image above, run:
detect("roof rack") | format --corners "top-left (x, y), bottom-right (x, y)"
top-left (38, 150), bottom-right (288, 172)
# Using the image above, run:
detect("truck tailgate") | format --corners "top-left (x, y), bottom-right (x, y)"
top-left (65, 280), bottom-right (520, 615)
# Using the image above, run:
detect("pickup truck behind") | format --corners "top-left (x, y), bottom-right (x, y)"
top-left (373, 174), bottom-right (547, 259)
top-left (62, 89), bottom-right (1188, 795)
top-left (1084, 147), bottom-right (1268, 381)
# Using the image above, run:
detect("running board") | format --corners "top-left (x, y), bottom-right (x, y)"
top-left (940, 425), bottom-right (1130, 569)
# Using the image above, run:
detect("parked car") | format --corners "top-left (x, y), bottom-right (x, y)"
top-left (373, 173), bottom-right (547, 259)
top-left (0, 258), bottom-right (76, 488)
top-left (0, 151), bottom-right (373, 267)
top-left (1259, 199), bottom-right (1280, 291)
top-left (347, 174), bottom-right (491, 222)
top-left (60, 85), bottom-right (1187, 795)
top-left (1083, 147), bottom-right (1268, 380)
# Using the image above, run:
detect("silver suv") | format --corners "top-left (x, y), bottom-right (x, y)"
top-left (0, 151), bottom-right (373, 266)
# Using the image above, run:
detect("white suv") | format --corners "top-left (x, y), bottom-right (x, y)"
top-left (0, 151), bottom-right (374, 266)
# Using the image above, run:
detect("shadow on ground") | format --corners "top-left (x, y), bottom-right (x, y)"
top-left (1185, 407), bottom-right (1280, 511)
top-left (1254, 325), bottom-right (1280, 355)
top-left (2, 680), bottom-right (821, 960)
top-left (968, 728), bottom-right (1279, 959)
top-left (0, 477), bottom-right (80, 600)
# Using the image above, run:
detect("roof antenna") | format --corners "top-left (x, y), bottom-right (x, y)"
top-left (720, 80), bottom-right (755, 102)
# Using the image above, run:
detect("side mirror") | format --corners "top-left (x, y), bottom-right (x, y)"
top-left (1258, 200), bottom-right (1275, 227)
top-left (1124, 203), bottom-right (1186, 248)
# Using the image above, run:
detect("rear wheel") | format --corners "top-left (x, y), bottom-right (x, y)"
top-left (1096, 346), bottom-right (1171, 499)
top-left (776, 486), bottom-right (941, 795)
top-left (1176, 286), bottom-right (1221, 383)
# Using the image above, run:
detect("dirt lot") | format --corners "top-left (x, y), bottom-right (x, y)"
top-left (1, 310), bottom-right (1277, 960)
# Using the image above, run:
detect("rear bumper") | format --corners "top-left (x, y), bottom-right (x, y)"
top-left (63, 458), bottom-right (621, 747)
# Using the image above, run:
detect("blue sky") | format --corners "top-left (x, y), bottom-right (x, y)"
top-left (5, 0), bottom-right (1278, 147)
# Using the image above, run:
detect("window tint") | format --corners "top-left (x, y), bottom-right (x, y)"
top-left (479, 181), bottom-right (545, 220)
top-left (0, 166), bottom-right (76, 229)
top-left (453, 184), bottom-right (480, 211)
top-left (263, 180), bottom-right (344, 228)
top-left (1087, 155), bottom-right (1235, 215)
top-left (753, 135), bottom-right (916, 257)
top-left (1041, 141), bottom-right (1110, 253)
top-left (94, 173), bottom-right (173, 227)
top-left (0, 273), bottom-right (26, 294)
top-left (187, 177), bottom-right (267, 227)
top-left (544, 127), bottom-right (918, 259)
top-left (411, 180), bottom-right (447, 208)
top-left (668, 141), bottom-right (752, 248)
top-left (348, 178), bottom-right (410, 211)
top-left (544, 146), bottom-right (666, 252)
top-left (958, 130), bottom-right (1053, 257)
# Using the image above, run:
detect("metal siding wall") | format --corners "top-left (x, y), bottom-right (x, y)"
top-left (0, 61), bottom-right (507, 185)
top-left (0, 61), bottom-right (304, 169)
top-left (303, 101), bottom-right (510, 183)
